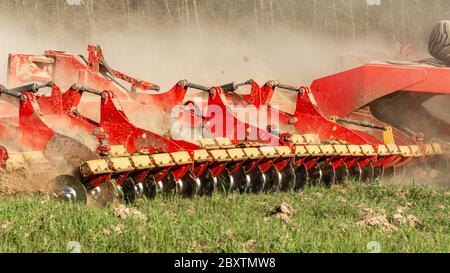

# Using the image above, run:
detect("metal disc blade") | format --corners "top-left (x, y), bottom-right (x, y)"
top-left (361, 164), bottom-right (375, 183)
top-left (384, 166), bottom-right (396, 179)
top-left (232, 167), bottom-right (250, 193)
top-left (349, 165), bottom-right (363, 181)
top-left (308, 164), bottom-right (323, 186)
top-left (249, 166), bottom-right (266, 194)
top-left (280, 163), bottom-right (296, 192)
top-left (264, 165), bottom-right (282, 193)
top-left (119, 178), bottom-right (138, 203)
top-left (321, 163), bottom-right (336, 187)
top-left (335, 165), bottom-right (349, 184)
top-left (51, 175), bottom-right (87, 205)
top-left (180, 172), bottom-right (200, 198)
top-left (162, 173), bottom-right (177, 195)
top-left (294, 164), bottom-right (309, 191)
top-left (373, 166), bottom-right (384, 182)
top-left (198, 169), bottom-right (216, 196)
top-left (217, 169), bottom-right (234, 193)
top-left (44, 134), bottom-right (97, 170)
top-left (89, 181), bottom-right (121, 206)
top-left (142, 175), bottom-right (158, 200)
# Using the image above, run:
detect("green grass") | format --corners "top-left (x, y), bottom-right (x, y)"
top-left (0, 182), bottom-right (449, 253)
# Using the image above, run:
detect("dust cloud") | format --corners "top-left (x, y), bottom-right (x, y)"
top-left (0, 17), bottom-right (401, 88)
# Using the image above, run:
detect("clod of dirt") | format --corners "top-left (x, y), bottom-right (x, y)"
top-left (244, 240), bottom-right (256, 248)
top-left (357, 215), bottom-right (398, 232)
top-left (406, 215), bottom-right (420, 227)
top-left (110, 224), bottom-right (124, 235)
top-left (362, 207), bottom-right (374, 216)
top-left (0, 186), bottom-right (14, 196)
top-left (102, 228), bottom-right (111, 236)
top-left (312, 192), bottom-right (323, 199)
top-left (393, 213), bottom-right (406, 225)
top-left (114, 205), bottom-right (148, 221)
top-left (188, 206), bottom-right (197, 215)
top-left (269, 202), bottom-right (294, 222)
top-left (225, 229), bottom-right (234, 240)
top-left (0, 221), bottom-right (11, 230)
top-left (395, 189), bottom-right (408, 200)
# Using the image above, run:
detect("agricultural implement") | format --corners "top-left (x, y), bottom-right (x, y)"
top-left (1, 21), bottom-right (449, 204)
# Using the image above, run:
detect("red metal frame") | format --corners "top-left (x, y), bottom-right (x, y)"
top-left (310, 63), bottom-right (450, 117)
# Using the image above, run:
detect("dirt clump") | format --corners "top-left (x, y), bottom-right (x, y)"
top-left (357, 215), bottom-right (398, 232)
top-left (268, 202), bottom-right (295, 222)
top-left (114, 205), bottom-right (148, 221)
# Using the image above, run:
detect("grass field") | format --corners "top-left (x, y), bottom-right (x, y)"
top-left (0, 181), bottom-right (449, 253)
